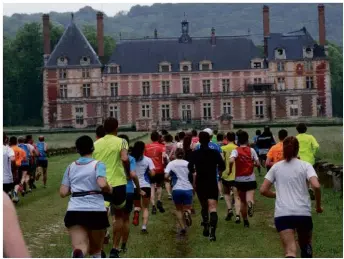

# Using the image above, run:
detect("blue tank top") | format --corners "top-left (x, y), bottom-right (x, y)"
top-left (37, 142), bottom-right (47, 160)
top-left (18, 144), bottom-right (30, 166)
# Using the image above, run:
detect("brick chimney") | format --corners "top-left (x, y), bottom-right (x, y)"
top-left (97, 12), bottom-right (104, 58)
top-left (318, 4), bottom-right (326, 46)
top-left (42, 14), bottom-right (50, 64)
top-left (263, 5), bottom-right (270, 58)
top-left (211, 27), bottom-right (216, 46)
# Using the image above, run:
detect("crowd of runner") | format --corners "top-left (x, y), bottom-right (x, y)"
top-left (3, 119), bottom-right (323, 258)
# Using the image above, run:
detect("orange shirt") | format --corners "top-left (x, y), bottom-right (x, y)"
top-left (144, 142), bottom-right (166, 174)
top-left (11, 145), bottom-right (26, 167)
top-left (267, 142), bottom-right (284, 164)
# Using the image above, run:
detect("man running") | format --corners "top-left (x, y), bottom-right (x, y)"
top-left (3, 133), bottom-right (15, 197)
top-left (145, 131), bottom-right (167, 214)
top-left (188, 131), bottom-right (225, 241)
top-left (17, 137), bottom-right (30, 196)
top-left (9, 136), bottom-right (25, 203)
top-left (229, 131), bottom-right (260, 228)
top-left (93, 117), bottom-right (130, 258)
top-left (221, 132), bottom-right (241, 223)
top-left (26, 135), bottom-right (39, 190)
top-left (295, 123), bottom-right (320, 200)
top-left (266, 129), bottom-right (288, 168)
top-left (36, 136), bottom-right (48, 188)
top-left (256, 126), bottom-right (275, 173)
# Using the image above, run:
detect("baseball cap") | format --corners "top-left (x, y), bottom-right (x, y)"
top-left (203, 128), bottom-right (213, 136)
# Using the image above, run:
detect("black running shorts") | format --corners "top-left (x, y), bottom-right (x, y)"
top-left (274, 216), bottom-right (313, 233)
top-left (19, 165), bottom-right (29, 173)
top-left (3, 183), bottom-right (14, 194)
top-left (196, 184), bottom-right (218, 202)
top-left (64, 211), bottom-right (109, 230)
top-left (125, 193), bottom-right (134, 214)
top-left (133, 187), bottom-right (151, 200)
top-left (150, 173), bottom-right (165, 186)
top-left (103, 185), bottom-right (127, 213)
top-left (235, 181), bottom-right (257, 192)
top-left (37, 160), bottom-right (48, 169)
top-left (221, 179), bottom-right (236, 188)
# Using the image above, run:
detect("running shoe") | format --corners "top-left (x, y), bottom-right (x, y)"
top-left (12, 192), bottom-right (19, 204)
top-left (184, 211), bottom-right (192, 227)
top-left (157, 201), bottom-right (165, 213)
top-left (28, 188), bottom-right (32, 193)
top-left (72, 249), bottom-right (84, 258)
top-left (101, 250), bottom-right (106, 258)
top-left (209, 226), bottom-right (216, 242)
top-left (244, 220), bottom-right (250, 228)
top-left (109, 248), bottom-right (120, 258)
top-left (152, 205), bottom-right (157, 215)
top-left (141, 229), bottom-right (148, 234)
top-left (32, 183), bottom-right (37, 189)
top-left (248, 202), bottom-right (254, 217)
top-left (168, 194), bottom-right (172, 200)
top-left (120, 244), bottom-right (127, 253)
top-left (235, 215), bottom-right (241, 224)
top-left (202, 222), bottom-right (210, 237)
top-left (220, 195), bottom-right (224, 200)
top-left (309, 188), bottom-right (315, 201)
top-left (225, 210), bottom-right (234, 221)
top-left (132, 211), bottom-right (140, 226)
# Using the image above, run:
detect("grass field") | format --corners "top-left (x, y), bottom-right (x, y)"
top-left (15, 127), bottom-right (343, 258)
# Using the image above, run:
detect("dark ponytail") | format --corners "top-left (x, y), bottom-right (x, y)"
top-left (131, 141), bottom-right (145, 162)
top-left (283, 136), bottom-right (299, 162)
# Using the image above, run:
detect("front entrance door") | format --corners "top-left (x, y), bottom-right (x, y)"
top-left (181, 104), bottom-right (192, 123)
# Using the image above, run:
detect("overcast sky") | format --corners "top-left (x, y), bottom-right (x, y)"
top-left (3, 3), bottom-right (153, 16)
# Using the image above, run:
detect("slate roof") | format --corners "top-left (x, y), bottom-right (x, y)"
top-left (106, 36), bottom-right (261, 74)
top-left (267, 27), bottom-right (326, 61)
top-left (45, 20), bottom-right (102, 68)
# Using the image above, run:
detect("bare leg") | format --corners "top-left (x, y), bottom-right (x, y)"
top-left (279, 229), bottom-right (297, 258)
top-left (112, 210), bottom-right (124, 250)
top-left (88, 229), bottom-right (105, 257)
top-left (43, 168), bottom-right (48, 187)
top-left (156, 186), bottom-right (162, 202)
top-left (165, 181), bottom-right (172, 196)
top-left (218, 182), bottom-right (224, 198)
top-left (69, 225), bottom-right (89, 256)
top-left (297, 228), bottom-right (313, 258)
top-left (233, 187), bottom-right (241, 216)
top-left (121, 213), bottom-right (130, 245)
top-left (150, 184), bottom-right (156, 207)
top-left (175, 204), bottom-right (185, 230)
top-left (223, 185), bottom-right (232, 211)
top-left (239, 191), bottom-right (248, 220)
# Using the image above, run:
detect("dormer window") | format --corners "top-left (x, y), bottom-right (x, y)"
top-left (251, 58), bottom-right (264, 69)
top-left (108, 64), bottom-right (120, 74)
top-left (303, 46), bottom-right (314, 59)
top-left (275, 48), bottom-right (286, 60)
top-left (180, 61), bottom-right (192, 72)
top-left (199, 60), bottom-right (212, 71)
top-left (57, 56), bottom-right (68, 66)
top-left (80, 56), bottom-right (90, 66)
top-left (159, 62), bottom-right (171, 73)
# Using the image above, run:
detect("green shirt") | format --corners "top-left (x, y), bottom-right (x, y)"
top-left (212, 135), bottom-right (218, 144)
top-left (93, 134), bottom-right (129, 187)
top-left (296, 133), bottom-right (319, 166)
top-left (221, 142), bottom-right (237, 181)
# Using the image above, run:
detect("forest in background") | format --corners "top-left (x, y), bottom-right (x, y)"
top-left (3, 3), bottom-right (343, 126)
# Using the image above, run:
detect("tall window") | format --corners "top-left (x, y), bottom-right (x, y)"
top-left (277, 77), bottom-right (285, 90)
top-left (203, 103), bottom-right (212, 120)
top-left (277, 62), bottom-right (285, 72)
top-left (75, 107), bottom-right (84, 125)
top-left (253, 62), bottom-right (262, 69)
top-left (289, 99), bottom-right (299, 116)
top-left (254, 78), bottom-right (262, 84)
top-left (222, 79), bottom-right (230, 92)
top-left (59, 69), bottom-right (67, 79)
top-left (59, 84), bottom-right (67, 98)
top-left (255, 101), bottom-right (264, 118)
top-left (141, 104), bottom-right (150, 118)
top-left (161, 104), bottom-right (170, 121)
top-left (182, 78), bottom-right (190, 94)
top-left (223, 102), bottom-right (231, 115)
top-left (82, 68), bottom-right (90, 78)
top-left (202, 80), bottom-right (211, 94)
top-left (109, 105), bottom-right (119, 119)
top-left (83, 84), bottom-right (91, 98)
top-left (110, 83), bottom-right (118, 97)
top-left (305, 61), bottom-right (313, 71)
top-left (306, 76), bottom-right (314, 89)
top-left (162, 81), bottom-right (170, 95)
top-left (181, 104), bottom-right (191, 122)
top-left (142, 81), bottom-right (150, 96)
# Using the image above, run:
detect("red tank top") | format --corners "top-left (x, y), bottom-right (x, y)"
top-left (235, 146), bottom-right (254, 177)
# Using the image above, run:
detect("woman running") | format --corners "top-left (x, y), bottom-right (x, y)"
top-left (131, 141), bottom-right (155, 234)
top-left (165, 148), bottom-right (193, 235)
top-left (260, 136), bottom-right (323, 258)
top-left (60, 136), bottom-right (112, 258)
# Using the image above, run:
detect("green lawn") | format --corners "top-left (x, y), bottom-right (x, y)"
top-left (15, 127), bottom-right (343, 258)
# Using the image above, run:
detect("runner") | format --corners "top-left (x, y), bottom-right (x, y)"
top-left (60, 135), bottom-right (112, 258)
top-left (117, 135), bottom-right (141, 254)
top-left (174, 134), bottom-right (180, 143)
top-left (36, 136), bottom-right (48, 188)
top-left (9, 136), bottom-right (25, 203)
top-left (182, 135), bottom-right (193, 162)
top-left (191, 129), bottom-right (199, 149)
top-left (229, 131), bottom-right (260, 228)
top-left (211, 129), bottom-right (218, 144)
top-left (165, 148), bottom-right (193, 235)
top-left (256, 126), bottom-right (276, 173)
top-left (164, 134), bottom-right (176, 161)
top-left (266, 129), bottom-right (288, 167)
top-left (188, 131), bottom-right (225, 241)
top-left (295, 123), bottom-right (320, 200)
top-left (216, 133), bottom-right (225, 147)
top-left (93, 117), bottom-right (130, 258)
top-left (131, 141), bottom-right (155, 234)
top-left (26, 135), bottom-right (39, 191)
top-left (3, 133), bottom-right (15, 197)
top-left (253, 130), bottom-right (262, 176)
top-left (145, 131), bottom-right (167, 214)
top-left (96, 125), bottom-right (106, 140)
top-left (176, 131), bottom-right (186, 149)
top-left (17, 137), bottom-right (30, 196)
top-left (260, 136), bottom-right (323, 258)
top-left (221, 132), bottom-right (241, 223)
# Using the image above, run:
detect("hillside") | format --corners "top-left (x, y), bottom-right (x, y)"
top-left (3, 3), bottom-right (343, 45)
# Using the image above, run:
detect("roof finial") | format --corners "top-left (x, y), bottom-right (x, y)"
top-left (119, 32), bottom-right (122, 41)
top-left (71, 13), bottom-right (74, 21)
top-left (248, 28), bottom-right (251, 35)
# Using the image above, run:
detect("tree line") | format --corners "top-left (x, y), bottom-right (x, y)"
top-left (3, 22), bottom-right (343, 126)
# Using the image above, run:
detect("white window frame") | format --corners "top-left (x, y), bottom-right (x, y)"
top-left (180, 61), bottom-right (192, 72)
top-left (202, 80), bottom-right (211, 93)
top-left (182, 78), bottom-right (190, 94)
top-left (223, 102), bottom-right (231, 115)
top-left (203, 103), bottom-right (212, 120)
top-left (141, 104), bottom-right (151, 118)
top-left (222, 79), bottom-right (230, 92)
top-left (75, 107), bottom-right (84, 125)
top-left (83, 84), bottom-right (91, 98)
top-left (199, 60), bottom-right (212, 71)
top-left (59, 69), bottom-right (67, 79)
top-left (305, 61), bottom-right (313, 72)
top-left (109, 105), bottom-right (119, 119)
top-left (161, 104), bottom-right (170, 121)
top-left (306, 76), bottom-right (314, 89)
top-left (289, 99), bottom-right (299, 117)
top-left (110, 82), bottom-right (119, 97)
top-left (161, 81), bottom-right (170, 95)
top-left (59, 84), bottom-right (68, 98)
top-left (277, 77), bottom-right (285, 91)
top-left (277, 62), bottom-right (285, 72)
top-left (181, 104), bottom-right (192, 122)
top-left (82, 68), bottom-right (90, 78)
top-left (159, 62), bottom-right (171, 73)
top-left (142, 81), bottom-right (150, 96)
top-left (255, 101), bottom-right (264, 118)
top-left (108, 64), bottom-right (120, 74)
